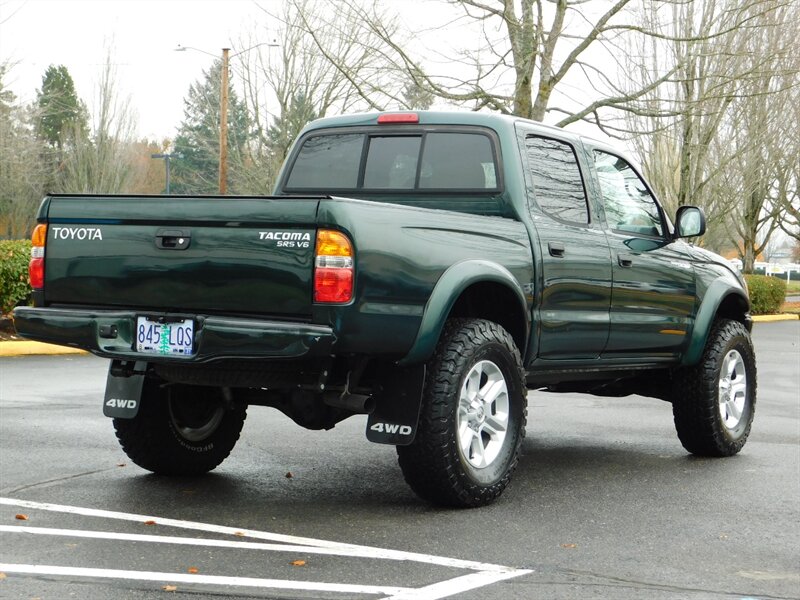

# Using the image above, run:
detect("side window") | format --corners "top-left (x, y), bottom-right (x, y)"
top-left (524, 136), bottom-right (589, 224)
top-left (593, 151), bottom-right (664, 237)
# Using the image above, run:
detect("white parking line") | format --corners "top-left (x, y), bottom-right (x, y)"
top-left (0, 524), bottom-right (444, 558)
top-left (0, 497), bottom-right (533, 599)
top-left (0, 564), bottom-right (410, 596)
top-left (0, 497), bottom-right (517, 572)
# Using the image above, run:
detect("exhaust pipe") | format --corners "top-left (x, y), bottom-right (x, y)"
top-left (323, 392), bottom-right (375, 414)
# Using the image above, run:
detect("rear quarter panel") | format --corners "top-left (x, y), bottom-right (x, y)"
top-left (314, 197), bottom-right (533, 357)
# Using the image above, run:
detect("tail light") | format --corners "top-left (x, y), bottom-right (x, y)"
top-left (29, 224), bottom-right (47, 289)
top-left (314, 229), bottom-right (353, 303)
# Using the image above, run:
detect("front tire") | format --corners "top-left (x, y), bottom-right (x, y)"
top-left (672, 319), bottom-right (756, 456)
top-left (397, 319), bottom-right (527, 507)
top-left (113, 381), bottom-right (246, 475)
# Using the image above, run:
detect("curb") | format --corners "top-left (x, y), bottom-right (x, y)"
top-left (0, 341), bottom-right (88, 357)
top-left (751, 314), bottom-right (800, 322)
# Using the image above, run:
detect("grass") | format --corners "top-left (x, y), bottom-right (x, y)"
top-left (781, 301), bottom-right (800, 315)
top-left (785, 280), bottom-right (800, 294)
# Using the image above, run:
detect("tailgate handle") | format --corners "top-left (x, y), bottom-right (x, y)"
top-left (155, 229), bottom-right (191, 250)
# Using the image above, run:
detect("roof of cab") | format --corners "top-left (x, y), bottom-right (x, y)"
top-left (301, 110), bottom-right (583, 143)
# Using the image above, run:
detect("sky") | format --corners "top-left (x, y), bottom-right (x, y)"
top-left (0, 0), bottom-right (607, 142)
top-left (0, 0), bottom-right (277, 140)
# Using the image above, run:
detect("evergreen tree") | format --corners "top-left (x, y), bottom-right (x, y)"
top-left (0, 64), bottom-right (15, 122)
top-left (35, 65), bottom-right (88, 149)
top-left (171, 60), bottom-right (250, 195)
top-left (267, 92), bottom-right (318, 166)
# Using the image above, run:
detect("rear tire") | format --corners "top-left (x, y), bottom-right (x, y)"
top-left (113, 381), bottom-right (246, 475)
top-left (672, 319), bottom-right (756, 456)
top-left (397, 319), bottom-right (526, 507)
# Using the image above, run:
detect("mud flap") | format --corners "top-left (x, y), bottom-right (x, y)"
top-left (366, 364), bottom-right (425, 446)
top-left (103, 361), bottom-right (146, 418)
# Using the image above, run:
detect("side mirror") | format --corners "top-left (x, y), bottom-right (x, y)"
top-left (675, 206), bottom-right (706, 238)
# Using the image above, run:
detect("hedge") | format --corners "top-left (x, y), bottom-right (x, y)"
top-left (0, 240), bottom-right (31, 315)
top-left (744, 274), bottom-right (786, 315)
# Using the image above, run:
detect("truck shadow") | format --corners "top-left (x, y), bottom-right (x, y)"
top-left (95, 432), bottom-right (748, 522)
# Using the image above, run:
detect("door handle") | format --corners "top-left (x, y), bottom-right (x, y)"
top-left (155, 229), bottom-right (191, 250)
top-left (548, 242), bottom-right (565, 257)
top-left (618, 253), bottom-right (634, 267)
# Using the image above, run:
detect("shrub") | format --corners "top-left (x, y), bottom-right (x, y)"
top-left (744, 274), bottom-right (786, 315)
top-left (0, 240), bottom-right (31, 315)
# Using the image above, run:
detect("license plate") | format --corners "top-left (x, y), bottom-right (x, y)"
top-left (135, 317), bottom-right (194, 356)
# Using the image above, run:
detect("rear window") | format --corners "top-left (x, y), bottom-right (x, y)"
top-left (284, 130), bottom-right (500, 192)
top-left (285, 134), bottom-right (363, 189)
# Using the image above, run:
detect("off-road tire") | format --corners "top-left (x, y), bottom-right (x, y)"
top-left (113, 381), bottom-right (246, 475)
top-left (397, 318), bottom-right (527, 507)
top-left (672, 318), bottom-right (756, 456)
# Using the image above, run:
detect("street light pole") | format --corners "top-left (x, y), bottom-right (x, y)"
top-left (219, 48), bottom-right (230, 195)
top-left (176, 42), bottom-right (278, 196)
top-left (151, 152), bottom-right (177, 194)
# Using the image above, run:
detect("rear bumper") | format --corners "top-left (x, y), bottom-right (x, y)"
top-left (12, 307), bottom-right (335, 362)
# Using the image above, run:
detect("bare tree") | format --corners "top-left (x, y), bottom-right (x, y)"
top-left (233, 0), bottom-right (387, 193)
top-left (291, 0), bottom-right (711, 127)
top-left (59, 46), bottom-right (138, 194)
top-left (0, 61), bottom-right (48, 239)
top-left (715, 1), bottom-right (799, 271)
top-left (775, 68), bottom-right (800, 245)
top-left (622, 0), bottom-right (778, 250)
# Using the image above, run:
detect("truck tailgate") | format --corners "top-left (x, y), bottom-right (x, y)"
top-left (43, 195), bottom-right (321, 317)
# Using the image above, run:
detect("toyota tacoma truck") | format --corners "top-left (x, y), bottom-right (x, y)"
top-left (13, 111), bottom-right (756, 507)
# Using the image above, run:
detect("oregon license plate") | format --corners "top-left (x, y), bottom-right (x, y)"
top-left (135, 317), bottom-right (194, 356)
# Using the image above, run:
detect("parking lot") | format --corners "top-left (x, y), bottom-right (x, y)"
top-left (1, 321), bottom-right (798, 599)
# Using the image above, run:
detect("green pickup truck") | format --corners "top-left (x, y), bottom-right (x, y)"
top-left (13, 111), bottom-right (756, 507)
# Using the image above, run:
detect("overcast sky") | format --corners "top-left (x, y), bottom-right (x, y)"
top-left (1, 0), bottom-right (278, 140)
top-left (1, 0), bottom-right (607, 142)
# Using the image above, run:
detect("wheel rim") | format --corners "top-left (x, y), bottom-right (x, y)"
top-left (457, 360), bottom-right (509, 469)
top-left (168, 394), bottom-right (225, 442)
top-left (718, 349), bottom-right (747, 430)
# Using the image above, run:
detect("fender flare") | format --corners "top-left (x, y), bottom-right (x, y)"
top-left (399, 260), bottom-right (529, 366)
top-left (682, 279), bottom-right (750, 366)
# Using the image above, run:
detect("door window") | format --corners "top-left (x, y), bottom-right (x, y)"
top-left (524, 136), bottom-right (589, 224)
top-left (593, 151), bottom-right (664, 237)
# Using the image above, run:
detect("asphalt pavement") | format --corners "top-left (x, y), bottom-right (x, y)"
top-left (0, 321), bottom-right (798, 599)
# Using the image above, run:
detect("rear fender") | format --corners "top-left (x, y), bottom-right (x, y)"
top-left (399, 260), bottom-right (529, 366)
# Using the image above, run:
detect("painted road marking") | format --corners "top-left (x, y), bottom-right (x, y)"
top-left (0, 564), bottom-right (410, 596)
top-left (0, 497), bottom-right (532, 600)
top-left (0, 496), bottom-right (510, 571)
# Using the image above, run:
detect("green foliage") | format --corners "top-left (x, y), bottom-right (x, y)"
top-left (0, 63), bottom-right (15, 119)
top-left (0, 240), bottom-right (32, 314)
top-left (744, 274), bottom-right (786, 315)
top-left (171, 60), bottom-right (250, 195)
top-left (267, 91), bottom-right (318, 165)
top-left (35, 65), bottom-right (88, 148)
